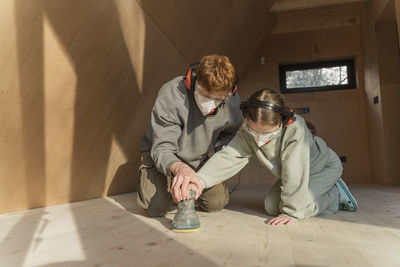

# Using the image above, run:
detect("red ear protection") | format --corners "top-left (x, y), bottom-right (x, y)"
top-left (231, 77), bottom-right (238, 95)
top-left (185, 69), bottom-right (191, 90)
top-left (284, 109), bottom-right (295, 127)
top-left (185, 64), bottom-right (239, 96)
top-left (185, 68), bottom-right (196, 91)
top-left (185, 62), bottom-right (200, 92)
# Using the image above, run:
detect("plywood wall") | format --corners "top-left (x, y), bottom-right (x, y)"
top-left (237, 25), bottom-right (371, 185)
top-left (375, 0), bottom-right (400, 185)
top-left (361, 0), bottom-right (400, 185)
top-left (0, 0), bottom-right (276, 213)
top-left (2, 0), bottom-right (398, 214)
top-left (137, 0), bottom-right (277, 76)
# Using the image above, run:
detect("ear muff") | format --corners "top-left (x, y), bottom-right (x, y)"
top-left (185, 62), bottom-right (200, 91)
top-left (283, 108), bottom-right (295, 127)
top-left (231, 85), bottom-right (238, 95)
top-left (240, 101), bottom-right (295, 128)
top-left (231, 74), bottom-right (239, 96)
top-left (185, 68), bottom-right (197, 91)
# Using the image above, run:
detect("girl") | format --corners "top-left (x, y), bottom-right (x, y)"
top-left (184, 88), bottom-right (358, 225)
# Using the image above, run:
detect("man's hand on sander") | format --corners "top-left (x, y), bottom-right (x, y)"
top-left (171, 162), bottom-right (203, 203)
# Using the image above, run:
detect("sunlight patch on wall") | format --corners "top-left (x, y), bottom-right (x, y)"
top-left (43, 15), bottom-right (77, 204)
top-left (115, 0), bottom-right (146, 93)
top-left (0, 0), bottom-right (28, 212)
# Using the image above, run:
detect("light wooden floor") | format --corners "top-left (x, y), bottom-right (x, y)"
top-left (1, 184), bottom-right (400, 267)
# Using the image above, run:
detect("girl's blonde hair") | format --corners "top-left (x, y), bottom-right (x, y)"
top-left (243, 88), bottom-right (317, 134)
top-left (242, 88), bottom-right (285, 126)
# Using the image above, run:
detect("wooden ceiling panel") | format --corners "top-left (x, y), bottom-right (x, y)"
top-left (272, 3), bottom-right (364, 34)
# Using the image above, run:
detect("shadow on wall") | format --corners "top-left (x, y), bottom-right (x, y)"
top-left (4, 1), bottom-right (47, 266)
top-left (43, 0), bottom-right (142, 200)
top-left (2, 0), bottom-right (279, 265)
top-left (1, 0), bottom-right (149, 265)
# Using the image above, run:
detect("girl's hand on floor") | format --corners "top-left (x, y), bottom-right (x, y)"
top-left (267, 214), bottom-right (296, 225)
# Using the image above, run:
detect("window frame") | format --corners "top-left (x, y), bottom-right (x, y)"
top-left (279, 59), bottom-right (357, 93)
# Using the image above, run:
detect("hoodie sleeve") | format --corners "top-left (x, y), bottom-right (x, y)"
top-left (150, 96), bottom-right (183, 177)
top-left (197, 129), bottom-right (254, 189)
top-left (279, 127), bottom-right (313, 218)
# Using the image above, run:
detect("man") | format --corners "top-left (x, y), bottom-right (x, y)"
top-left (137, 55), bottom-right (242, 217)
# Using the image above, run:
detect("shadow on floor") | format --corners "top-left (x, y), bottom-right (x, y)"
top-left (0, 196), bottom-right (219, 267)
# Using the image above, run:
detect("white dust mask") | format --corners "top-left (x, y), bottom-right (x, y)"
top-left (244, 120), bottom-right (281, 147)
top-left (194, 82), bottom-right (222, 116)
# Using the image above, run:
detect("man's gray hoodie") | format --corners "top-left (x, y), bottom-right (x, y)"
top-left (141, 76), bottom-right (242, 177)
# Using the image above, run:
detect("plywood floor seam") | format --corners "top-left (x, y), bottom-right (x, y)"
top-left (1, 184), bottom-right (400, 267)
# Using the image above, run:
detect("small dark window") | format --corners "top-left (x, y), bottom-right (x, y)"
top-left (279, 59), bottom-right (356, 93)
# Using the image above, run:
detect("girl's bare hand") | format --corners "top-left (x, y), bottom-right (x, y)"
top-left (267, 214), bottom-right (296, 225)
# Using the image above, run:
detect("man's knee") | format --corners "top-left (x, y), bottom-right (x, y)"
top-left (196, 183), bottom-right (229, 212)
top-left (137, 163), bottom-right (172, 217)
top-left (137, 190), bottom-right (171, 217)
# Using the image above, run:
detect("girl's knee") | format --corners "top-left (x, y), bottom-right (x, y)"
top-left (264, 200), bottom-right (280, 216)
top-left (264, 194), bottom-right (280, 216)
top-left (264, 182), bottom-right (282, 216)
